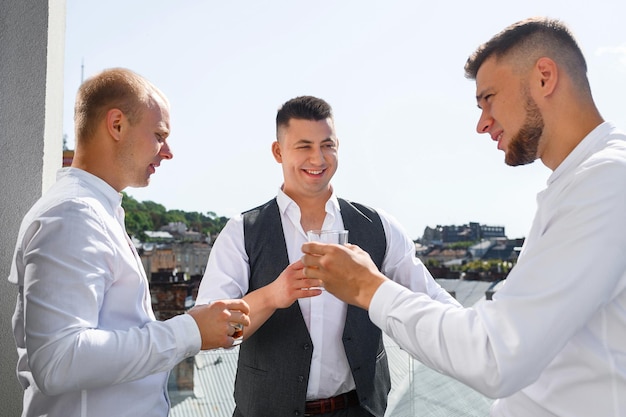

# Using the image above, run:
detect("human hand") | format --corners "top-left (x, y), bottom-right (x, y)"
top-left (267, 259), bottom-right (323, 309)
top-left (187, 299), bottom-right (250, 350)
top-left (237, 260), bottom-right (321, 340)
top-left (301, 242), bottom-right (388, 309)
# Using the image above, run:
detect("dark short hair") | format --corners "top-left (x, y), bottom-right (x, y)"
top-left (464, 17), bottom-right (589, 91)
top-left (276, 96), bottom-right (333, 133)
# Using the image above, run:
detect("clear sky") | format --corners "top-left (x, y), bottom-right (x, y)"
top-left (63, 0), bottom-right (626, 240)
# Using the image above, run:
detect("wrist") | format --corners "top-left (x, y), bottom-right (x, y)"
top-left (357, 272), bottom-right (387, 310)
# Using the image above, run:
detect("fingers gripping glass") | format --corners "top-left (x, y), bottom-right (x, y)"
top-left (230, 322), bottom-right (243, 346)
top-left (305, 229), bottom-right (349, 290)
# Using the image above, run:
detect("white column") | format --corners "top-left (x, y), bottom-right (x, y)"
top-left (0, 1), bottom-right (66, 415)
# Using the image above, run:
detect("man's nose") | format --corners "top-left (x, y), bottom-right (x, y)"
top-left (476, 111), bottom-right (493, 134)
top-left (309, 147), bottom-right (325, 164)
top-left (160, 141), bottom-right (173, 160)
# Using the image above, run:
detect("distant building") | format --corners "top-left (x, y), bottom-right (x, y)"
top-left (467, 240), bottom-right (493, 259)
top-left (480, 237), bottom-right (524, 262)
top-left (172, 242), bottom-right (211, 276)
top-left (160, 221), bottom-right (188, 235)
top-left (139, 241), bottom-right (211, 281)
top-left (159, 222), bottom-right (206, 243)
top-left (422, 247), bottom-right (468, 264)
top-left (145, 230), bottom-right (175, 242)
top-left (422, 221), bottom-right (505, 244)
top-left (480, 224), bottom-right (506, 240)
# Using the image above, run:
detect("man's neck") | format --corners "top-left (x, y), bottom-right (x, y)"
top-left (284, 189), bottom-right (332, 233)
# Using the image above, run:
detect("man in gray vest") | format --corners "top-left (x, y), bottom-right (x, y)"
top-left (196, 96), bottom-right (459, 417)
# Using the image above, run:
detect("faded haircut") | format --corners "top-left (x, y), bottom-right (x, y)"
top-left (276, 96), bottom-right (334, 139)
top-left (464, 17), bottom-right (590, 93)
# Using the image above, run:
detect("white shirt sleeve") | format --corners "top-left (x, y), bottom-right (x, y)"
top-left (20, 201), bottom-right (201, 396)
top-left (196, 215), bottom-right (249, 304)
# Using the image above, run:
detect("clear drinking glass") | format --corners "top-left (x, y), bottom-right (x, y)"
top-left (305, 229), bottom-right (349, 290)
top-left (306, 229), bottom-right (349, 245)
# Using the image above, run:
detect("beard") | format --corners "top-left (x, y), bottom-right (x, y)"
top-left (505, 92), bottom-right (544, 167)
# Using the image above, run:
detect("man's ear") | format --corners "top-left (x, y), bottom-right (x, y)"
top-left (271, 140), bottom-right (282, 163)
top-left (535, 57), bottom-right (558, 97)
top-left (106, 108), bottom-right (124, 140)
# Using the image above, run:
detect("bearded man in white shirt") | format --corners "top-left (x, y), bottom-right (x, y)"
top-left (302, 17), bottom-right (626, 417)
top-left (195, 95), bottom-right (459, 417)
top-left (8, 67), bottom-right (250, 417)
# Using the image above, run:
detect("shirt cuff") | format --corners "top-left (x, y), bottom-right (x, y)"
top-left (369, 279), bottom-right (411, 330)
top-left (168, 313), bottom-right (202, 358)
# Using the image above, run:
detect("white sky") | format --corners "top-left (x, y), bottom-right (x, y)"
top-left (63, 0), bottom-right (626, 239)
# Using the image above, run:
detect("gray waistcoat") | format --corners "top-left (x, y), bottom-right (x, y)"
top-left (233, 198), bottom-right (390, 417)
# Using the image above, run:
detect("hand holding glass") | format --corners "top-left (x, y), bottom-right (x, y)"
top-left (305, 229), bottom-right (349, 289)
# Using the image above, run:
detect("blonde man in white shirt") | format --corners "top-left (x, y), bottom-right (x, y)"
top-left (8, 68), bottom-right (250, 417)
top-left (302, 17), bottom-right (626, 417)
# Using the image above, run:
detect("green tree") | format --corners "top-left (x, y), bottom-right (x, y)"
top-left (121, 193), bottom-right (155, 239)
top-left (120, 192), bottom-right (230, 239)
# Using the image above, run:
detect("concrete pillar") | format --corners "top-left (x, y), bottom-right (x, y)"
top-left (0, 1), bottom-right (65, 415)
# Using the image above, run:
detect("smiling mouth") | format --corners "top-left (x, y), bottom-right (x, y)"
top-left (305, 169), bottom-right (324, 175)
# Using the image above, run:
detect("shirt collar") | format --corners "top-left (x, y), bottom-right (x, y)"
top-left (548, 122), bottom-right (615, 185)
top-left (276, 185), bottom-right (340, 216)
top-left (58, 167), bottom-right (124, 212)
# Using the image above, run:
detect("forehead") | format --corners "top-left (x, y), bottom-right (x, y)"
top-left (475, 56), bottom-right (517, 99)
top-left (142, 98), bottom-right (171, 131)
top-left (279, 118), bottom-right (336, 140)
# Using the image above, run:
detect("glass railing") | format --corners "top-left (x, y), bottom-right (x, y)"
top-left (167, 278), bottom-right (497, 416)
top-left (168, 335), bottom-right (493, 417)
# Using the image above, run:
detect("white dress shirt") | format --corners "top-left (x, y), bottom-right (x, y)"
top-left (8, 168), bottom-right (201, 417)
top-left (196, 188), bottom-right (458, 400)
top-left (368, 122), bottom-right (626, 416)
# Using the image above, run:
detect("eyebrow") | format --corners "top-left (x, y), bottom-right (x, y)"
top-left (295, 137), bottom-right (336, 145)
top-left (294, 138), bottom-right (314, 145)
top-left (475, 89), bottom-right (489, 109)
top-left (157, 126), bottom-right (170, 138)
top-left (475, 92), bottom-right (484, 102)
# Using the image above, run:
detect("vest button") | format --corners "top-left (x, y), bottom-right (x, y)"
top-left (303, 343), bottom-right (311, 350)
top-left (294, 411), bottom-right (301, 416)
top-left (298, 375), bottom-right (305, 382)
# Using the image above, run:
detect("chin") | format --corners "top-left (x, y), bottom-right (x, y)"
top-left (131, 179), bottom-right (150, 188)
